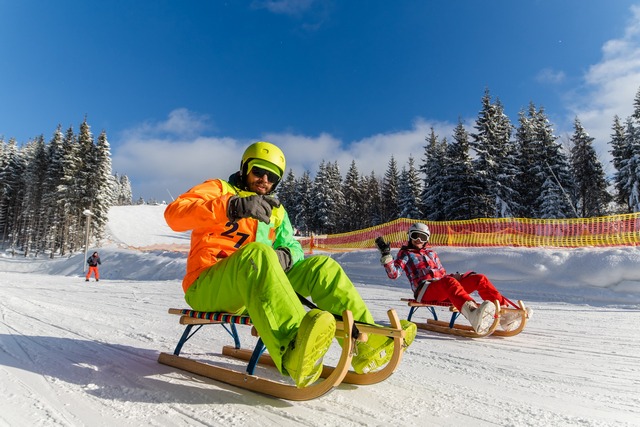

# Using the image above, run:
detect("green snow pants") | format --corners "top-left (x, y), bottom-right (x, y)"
top-left (184, 242), bottom-right (376, 373)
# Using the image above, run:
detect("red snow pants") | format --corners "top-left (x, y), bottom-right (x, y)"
top-left (86, 266), bottom-right (99, 281)
top-left (420, 273), bottom-right (506, 311)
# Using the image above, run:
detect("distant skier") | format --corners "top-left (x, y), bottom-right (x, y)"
top-left (377, 223), bottom-right (531, 334)
top-left (86, 252), bottom-right (101, 282)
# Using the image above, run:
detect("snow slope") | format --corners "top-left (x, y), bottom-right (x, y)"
top-left (1, 205), bottom-right (639, 426)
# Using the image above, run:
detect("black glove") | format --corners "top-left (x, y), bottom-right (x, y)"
top-left (227, 195), bottom-right (281, 224)
top-left (375, 236), bottom-right (393, 265)
top-left (375, 236), bottom-right (391, 256)
top-left (275, 247), bottom-right (293, 272)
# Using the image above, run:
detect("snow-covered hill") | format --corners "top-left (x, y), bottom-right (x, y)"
top-left (0, 205), bottom-right (638, 426)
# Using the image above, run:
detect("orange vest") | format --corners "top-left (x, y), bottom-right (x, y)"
top-left (164, 179), bottom-right (302, 292)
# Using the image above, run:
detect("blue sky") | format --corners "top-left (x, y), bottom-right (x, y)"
top-left (2, 1), bottom-right (640, 202)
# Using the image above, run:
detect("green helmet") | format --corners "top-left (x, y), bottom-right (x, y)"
top-left (241, 141), bottom-right (286, 179)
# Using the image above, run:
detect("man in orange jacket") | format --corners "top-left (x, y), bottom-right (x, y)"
top-left (165, 141), bottom-right (415, 388)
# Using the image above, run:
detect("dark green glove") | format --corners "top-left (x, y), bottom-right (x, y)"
top-left (275, 247), bottom-right (293, 272)
top-left (227, 195), bottom-right (281, 224)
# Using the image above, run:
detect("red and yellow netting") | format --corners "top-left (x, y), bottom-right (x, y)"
top-left (298, 213), bottom-right (640, 252)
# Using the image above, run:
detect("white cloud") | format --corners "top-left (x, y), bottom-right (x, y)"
top-left (122, 108), bottom-right (213, 139)
top-left (112, 109), bottom-right (456, 201)
top-left (566, 5), bottom-right (640, 162)
top-left (536, 68), bottom-right (566, 84)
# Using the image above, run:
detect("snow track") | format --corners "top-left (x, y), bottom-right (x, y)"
top-left (0, 270), bottom-right (638, 426)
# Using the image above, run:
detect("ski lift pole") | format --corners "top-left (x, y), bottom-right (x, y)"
top-left (82, 209), bottom-right (93, 272)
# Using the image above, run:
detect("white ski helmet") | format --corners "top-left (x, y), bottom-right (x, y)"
top-left (408, 223), bottom-right (431, 242)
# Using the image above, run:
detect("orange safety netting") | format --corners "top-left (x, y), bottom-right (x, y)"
top-left (298, 213), bottom-right (640, 252)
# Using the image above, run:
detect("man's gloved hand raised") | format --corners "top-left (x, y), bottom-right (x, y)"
top-left (227, 195), bottom-right (281, 224)
top-left (375, 236), bottom-right (393, 265)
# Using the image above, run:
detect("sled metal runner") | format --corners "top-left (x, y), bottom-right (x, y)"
top-left (158, 308), bottom-right (407, 400)
top-left (402, 299), bottom-right (529, 338)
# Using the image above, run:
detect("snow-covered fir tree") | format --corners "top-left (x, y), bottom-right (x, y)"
top-left (342, 160), bottom-right (366, 231)
top-left (440, 119), bottom-right (482, 220)
top-left (275, 169), bottom-right (297, 224)
top-left (0, 138), bottom-right (26, 248)
top-left (311, 161), bottom-right (332, 233)
top-left (398, 156), bottom-right (422, 219)
top-left (112, 173), bottom-right (133, 206)
top-left (381, 156), bottom-right (400, 222)
top-left (569, 117), bottom-right (611, 217)
top-left (91, 130), bottom-right (115, 240)
top-left (419, 128), bottom-right (447, 220)
top-left (362, 171), bottom-right (384, 226)
top-left (470, 89), bottom-right (519, 218)
top-left (609, 115), bottom-right (631, 212)
top-left (294, 170), bottom-right (314, 235)
top-left (620, 117), bottom-right (640, 212)
top-left (17, 136), bottom-right (48, 256)
top-left (325, 161), bottom-right (345, 233)
top-left (533, 108), bottom-right (576, 218)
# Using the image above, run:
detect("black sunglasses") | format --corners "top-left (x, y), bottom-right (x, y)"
top-left (410, 231), bottom-right (429, 242)
top-left (250, 166), bottom-right (280, 184)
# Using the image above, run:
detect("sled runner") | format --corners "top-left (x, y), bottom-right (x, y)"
top-left (158, 308), bottom-right (408, 400)
top-left (401, 298), bottom-right (528, 338)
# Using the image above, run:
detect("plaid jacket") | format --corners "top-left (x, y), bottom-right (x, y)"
top-left (383, 245), bottom-right (447, 295)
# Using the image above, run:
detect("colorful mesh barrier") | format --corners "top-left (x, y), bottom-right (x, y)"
top-left (298, 213), bottom-right (640, 251)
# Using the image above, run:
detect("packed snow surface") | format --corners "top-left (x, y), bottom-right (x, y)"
top-left (1, 205), bottom-right (639, 426)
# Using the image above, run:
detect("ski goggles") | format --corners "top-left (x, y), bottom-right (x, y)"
top-left (250, 166), bottom-right (280, 184)
top-left (409, 231), bottom-right (430, 243)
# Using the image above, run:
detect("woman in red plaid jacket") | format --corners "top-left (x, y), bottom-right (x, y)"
top-left (378, 223), bottom-right (508, 334)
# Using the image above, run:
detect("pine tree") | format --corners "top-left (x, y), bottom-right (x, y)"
top-left (513, 103), bottom-right (542, 217)
top-left (342, 160), bottom-right (366, 231)
top-left (470, 89), bottom-right (519, 218)
top-left (42, 126), bottom-right (66, 256)
top-left (570, 117), bottom-right (611, 217)
top-left (440, 119), bottom-right (481, 220)
top-left (632, 86), bottom-right (640, 122)
top-left (621, 117), bottom-right (640, 212)
top-left (275, 169), bottom-right (297, 221)
top-left (18, 136), bottom-right (48, 255)
top-left (0, 138), bottom-right (26, 247)
top-left (312, 161), bottom-right (331, 233)
top-left (381, 156), bottom-right (400, 222)
top-left (609, 115), bottom-right (632, 212)
top-left (538, 176), bottom-right (570, 218)
top-left (58, 125), bottom-right (82, 254)
top-left (91, 131), bottom-right (114, 241)
top-left (363, 171), bottom-right (383, 226)
top-left (398, 156), bottom-right (423, 219)
top-left (325, 161), bottom-right (345, 233)
top-left (294, 171), bottom-right (314, 235)
top-left (420, 128), bottom-right (447, 220)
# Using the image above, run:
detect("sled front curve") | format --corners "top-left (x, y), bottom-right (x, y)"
top-left (224, 309), bottom-right (407, 386)
top-left (158, 310), bottom-right (355, 401)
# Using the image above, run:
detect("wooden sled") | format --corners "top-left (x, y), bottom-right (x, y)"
top-left (402, 298), bottom-right (528, 338)
top-left (158, 308), bottom-right (408, 400)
